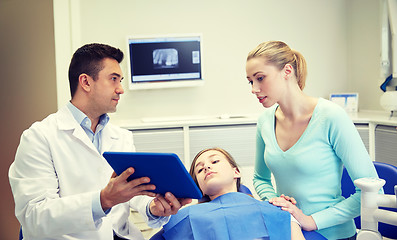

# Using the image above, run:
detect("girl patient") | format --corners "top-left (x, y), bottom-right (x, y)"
top-left (160, 147), bottom-right (306, 240)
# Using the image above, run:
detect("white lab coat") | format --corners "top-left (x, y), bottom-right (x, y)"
top-left (9, 106), bottom-right (167, 240)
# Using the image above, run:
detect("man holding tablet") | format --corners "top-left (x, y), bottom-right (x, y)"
top-left (9, 43), bottom-right (191, 240)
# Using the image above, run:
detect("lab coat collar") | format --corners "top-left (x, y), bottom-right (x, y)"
top-left (55, 106), bottom-right (119, 155)
top-left (56, 105), bottom-right (84, 130)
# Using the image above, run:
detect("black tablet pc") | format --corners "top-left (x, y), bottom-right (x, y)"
top-left (103, 152), bottom-right (203, 199)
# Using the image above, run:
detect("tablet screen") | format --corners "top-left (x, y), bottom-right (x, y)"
top-left (103, 152), bottom-right (202, 199)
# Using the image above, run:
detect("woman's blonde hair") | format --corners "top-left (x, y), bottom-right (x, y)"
top-left (247, 41), bottom-right (307, 90)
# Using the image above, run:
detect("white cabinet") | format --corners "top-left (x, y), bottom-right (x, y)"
top-left (375, 124), bottom-right (397, 165)
top-left (131, 127), bottom-right (185, 163)
top-left (130, 123), bottom-right (257, 167)
top-left (189, 124), bottom-right (256, 166)
top-left (355, 123), bottom-right (370, 153)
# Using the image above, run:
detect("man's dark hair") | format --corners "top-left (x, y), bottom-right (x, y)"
top-left (68, 43), bottom-right (124, 97)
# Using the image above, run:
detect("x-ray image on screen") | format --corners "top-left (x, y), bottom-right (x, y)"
top-left (153, 48), bottom-right (179, 69)
top-left (127, 34), bottom-right (203, 90)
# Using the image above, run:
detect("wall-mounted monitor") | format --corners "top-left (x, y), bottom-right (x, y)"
top-left (127, 34), bottom-right (203, 90)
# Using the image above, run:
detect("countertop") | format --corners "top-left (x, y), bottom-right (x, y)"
top-left (111, 110), bottom-right (397, 130)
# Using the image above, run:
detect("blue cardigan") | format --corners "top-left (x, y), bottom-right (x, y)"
top-left (253, 98), bottom-right (379, 239)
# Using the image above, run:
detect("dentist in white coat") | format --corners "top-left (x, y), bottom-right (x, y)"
top-left (9, 43), bottom-right (191, 240)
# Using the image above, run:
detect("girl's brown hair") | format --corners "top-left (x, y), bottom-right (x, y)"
top-left (189, 147), bottom-right (241, 200)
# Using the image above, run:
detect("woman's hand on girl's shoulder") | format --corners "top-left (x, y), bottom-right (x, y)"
top-left (269, 194), bottom-right (296, 205)
top-left (269, 196), bottom-right (317, 231)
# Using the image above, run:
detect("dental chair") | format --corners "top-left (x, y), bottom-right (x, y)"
top-left (355, 178), bottom-right (397, 240)
top-left (342, 161), bottom-right (397, 239)
top-left (149, 228), bottom-right (326, 240)
top-left (149, 185), bottom-right (326, 240)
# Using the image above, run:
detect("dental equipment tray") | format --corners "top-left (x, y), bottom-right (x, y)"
top-left (103, 152), bottom-right (203, 199)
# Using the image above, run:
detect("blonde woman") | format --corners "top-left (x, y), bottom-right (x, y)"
top-left (246, 41), bottom-right (379, 240)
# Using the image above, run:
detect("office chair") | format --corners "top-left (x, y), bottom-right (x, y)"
top-left (341, 161), bottom-right (397, 239)
top-left (149, 185), bottom-right (326, 240)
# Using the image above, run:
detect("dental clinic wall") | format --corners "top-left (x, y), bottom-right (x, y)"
top-left (55, 0), bottom-right (382, 122)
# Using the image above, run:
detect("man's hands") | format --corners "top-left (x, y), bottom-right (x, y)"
top-left (100, 167), bottom-right (157, 211)
top-left (149, 192), bottom-right (192, 217)
top-left (269, 195), bottom-right (317, 231)
top-left (100, 167), bottom-right (192, 217)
